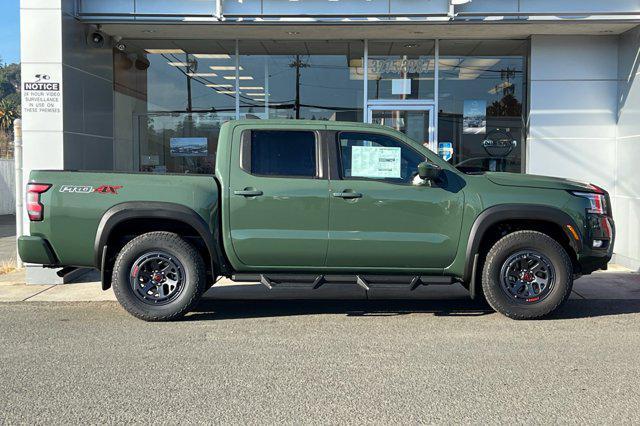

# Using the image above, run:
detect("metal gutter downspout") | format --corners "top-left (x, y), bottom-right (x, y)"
top-left (14, 118), bottom-right (23, 268)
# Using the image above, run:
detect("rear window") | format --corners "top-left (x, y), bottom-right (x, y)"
top-left (249, 130), bottom-right (317, 177)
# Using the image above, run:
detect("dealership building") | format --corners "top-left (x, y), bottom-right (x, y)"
top-left (19, 0), bottom-right (640, 282)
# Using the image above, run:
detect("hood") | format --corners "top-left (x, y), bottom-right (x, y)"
top-left (485, 172), bottom-right (596, 192)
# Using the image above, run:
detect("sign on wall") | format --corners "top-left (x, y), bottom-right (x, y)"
top-left (20, 64), bottom-right (64, 133)
top-left (23, 74), bottom-right (62, 115)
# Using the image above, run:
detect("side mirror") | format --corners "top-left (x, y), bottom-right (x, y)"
top-left (417, 161), bottom-right (441, 181)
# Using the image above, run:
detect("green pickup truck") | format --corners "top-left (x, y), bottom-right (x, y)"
top-left (18, 120), bottom-right (614, 321)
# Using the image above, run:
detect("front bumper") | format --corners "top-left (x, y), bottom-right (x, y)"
top-left (17, 236), bottom-right (59, 265)
top-left (577, 214), bottom-right (615, 275)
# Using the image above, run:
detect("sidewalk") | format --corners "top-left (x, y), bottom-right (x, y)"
top-left (1, 265), bottom-right (638, 303)
top-left (0, 214), bottom-right (16, 266)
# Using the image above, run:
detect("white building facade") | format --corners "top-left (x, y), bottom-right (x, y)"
top-left (20, 0), bottom-right (640, 282)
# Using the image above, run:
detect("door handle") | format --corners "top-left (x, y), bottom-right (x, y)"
top-left (332, 191), bottom-right (363, 199)
top-left (234, 189), bottom-right (263, 197)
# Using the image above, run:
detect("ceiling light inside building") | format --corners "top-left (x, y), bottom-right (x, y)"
top-left (167, 61), bottom-right (190, 67)
top-left (246, 92), bottom-right (266, 96)
top-left (240, 86), bottom-right (264, 90)
top-left (458, 58), bottom-right (500, 79)
top-left (146, 49), bottom-right (184, 54)
top-left (223, 76), bottom-right (253, 80)
top-left (216, 90), bottom-right (236, 94)
top-left (211, 66), bottom-right (243, 71)
top-left (187, 72), bottom-right (218, 77)
top-left (206, 84), bottom-right (233, 88)
top-left (194, 54), bottom-right (231, 59)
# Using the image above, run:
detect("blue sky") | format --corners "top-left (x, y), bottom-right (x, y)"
top-left (0, 0), bottom-right (20, 64)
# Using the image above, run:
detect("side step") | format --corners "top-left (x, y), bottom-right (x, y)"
top-left (231, 273), bottom-right (454, 291)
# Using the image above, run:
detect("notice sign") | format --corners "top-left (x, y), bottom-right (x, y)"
top-left (23, 74), bottom-right (61, 114)
top-left (351, 146), bottom-right (401, 178)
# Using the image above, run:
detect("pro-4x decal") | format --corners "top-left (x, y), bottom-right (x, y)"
top-left (59, 185), bottom-right (123, 194)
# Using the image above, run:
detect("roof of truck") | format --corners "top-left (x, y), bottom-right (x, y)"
top-left (222, 119), bottom-right (392, 131)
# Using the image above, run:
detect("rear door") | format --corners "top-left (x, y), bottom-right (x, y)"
top-left (228, 125), bottom-right (329, 267)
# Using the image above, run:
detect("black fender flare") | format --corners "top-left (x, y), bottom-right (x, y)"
top-left (94, 202), bottom-right (226, 289)
top-left (463, 204), bottom-right (582, 283)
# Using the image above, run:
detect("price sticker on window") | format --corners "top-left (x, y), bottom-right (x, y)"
top-left (351, 146), bottom-right (401, 178)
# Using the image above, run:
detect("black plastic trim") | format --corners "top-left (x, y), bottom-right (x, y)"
top-left (462, 204), bottom-right (583, 283)
top-left (94, 202), bottom-right (227, 285)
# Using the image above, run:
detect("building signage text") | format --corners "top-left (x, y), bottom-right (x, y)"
top-left (23, 74), bottom-right (62, 114)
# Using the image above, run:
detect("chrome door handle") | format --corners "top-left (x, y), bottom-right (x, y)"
top-left (332, 191), bottom-right (362, 199)
top-left (234, 189), bottom-right (263, 197)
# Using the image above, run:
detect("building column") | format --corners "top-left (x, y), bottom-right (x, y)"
top-left (20, 0), bottom-right (114, 284)
top-left (20, 0), bottom-right (65, 284)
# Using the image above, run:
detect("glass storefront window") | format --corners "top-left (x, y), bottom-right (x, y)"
top-left (368, 40), bottom-right (435, 100)
top-left (114, 38), bottom-right (528, 175)
top-left (437, 40), bottom-right (527, 173)
top-left (238, 41), bottom-right (364, 121)
top-left (138, 113), bottom-right (224, 174)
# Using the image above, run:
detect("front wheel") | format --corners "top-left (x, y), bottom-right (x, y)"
top-left (112, 231), bottom-right (206, 321)
top-left (482, 230), bottom-right (573, 320)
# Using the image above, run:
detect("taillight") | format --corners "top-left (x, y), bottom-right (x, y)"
top-left (571, 191), bottom-right (607, 215)
top-left (26, 183), bottom-right (51, 221)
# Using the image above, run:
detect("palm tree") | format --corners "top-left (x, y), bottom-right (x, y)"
top-left (0, 99), bottom-right (18, 131)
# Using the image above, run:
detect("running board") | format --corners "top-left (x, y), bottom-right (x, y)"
top-left (231, 273), bottom-right (453, 291)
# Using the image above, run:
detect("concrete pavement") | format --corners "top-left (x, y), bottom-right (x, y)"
top-left (1, 293), bottom-right (640, 423)
top-left (1, 268), bottom-right (639, 423)
top-left (0, 214), bottom-right (16, 264)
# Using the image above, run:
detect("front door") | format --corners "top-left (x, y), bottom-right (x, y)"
top-left (326, 128), bottom-right (464, 270)
top-left (228, 127), bottom-right (329, 268)
top-left (367, 103), bottom-right (436, 151)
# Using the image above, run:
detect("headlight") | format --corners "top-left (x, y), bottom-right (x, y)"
top-left (571, 191), bottom-right (607, 215)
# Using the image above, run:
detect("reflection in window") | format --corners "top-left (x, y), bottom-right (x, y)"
top-left (136, 43), bottom-right (237, 173)
top-left (368, 41), bottom-right (435, 100)
top-left (139, 113), bottom-right (222, 174)
top-left (437, 40), bottom-right (527, 173)
top-left (239, 41), bottom-right (364, 121)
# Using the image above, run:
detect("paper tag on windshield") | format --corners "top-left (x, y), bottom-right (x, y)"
top-left (351, 146), bottom-right (401, 178)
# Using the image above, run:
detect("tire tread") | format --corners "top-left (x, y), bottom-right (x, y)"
top-left (112, 231), bottom-right (205, 321)
top-left (482, 230), bottom-right (573, 320)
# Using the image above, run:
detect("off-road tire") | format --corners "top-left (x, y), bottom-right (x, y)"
top-left (482, 230), bottom-right (573, 320)
top-left (112, 232), bottom-right (206, 321)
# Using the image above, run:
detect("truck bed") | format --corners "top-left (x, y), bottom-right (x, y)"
top-left (26, 170), bottom-right (218, 268)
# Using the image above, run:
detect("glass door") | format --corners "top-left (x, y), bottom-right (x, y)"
top-left (367, 103), bottom-right (436, 151)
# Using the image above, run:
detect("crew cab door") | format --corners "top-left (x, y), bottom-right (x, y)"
top-left (227, 126), bottom-right (329, 267)
top-left (326, 129), bottom-right (465, 269)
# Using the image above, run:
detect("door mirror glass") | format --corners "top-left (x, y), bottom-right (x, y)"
top-left (417, 161), bottom-right (440, 181)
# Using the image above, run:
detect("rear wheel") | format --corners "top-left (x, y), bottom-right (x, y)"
top-left (112, 231), bottom-right (206, 321)
top-left (482, 230), bottom-right (573, 319)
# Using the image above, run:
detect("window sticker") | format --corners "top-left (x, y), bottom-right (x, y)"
top-left (351, 146), bottom-right (401, 178)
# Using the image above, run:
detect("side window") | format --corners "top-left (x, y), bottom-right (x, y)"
top-left (247, 130), bottom-right (317, 177)
top-left (338, 132), bottom-right (425, 183)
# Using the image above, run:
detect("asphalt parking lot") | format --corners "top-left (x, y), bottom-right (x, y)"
top-left (1, 275), bottom-right (640, 424)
